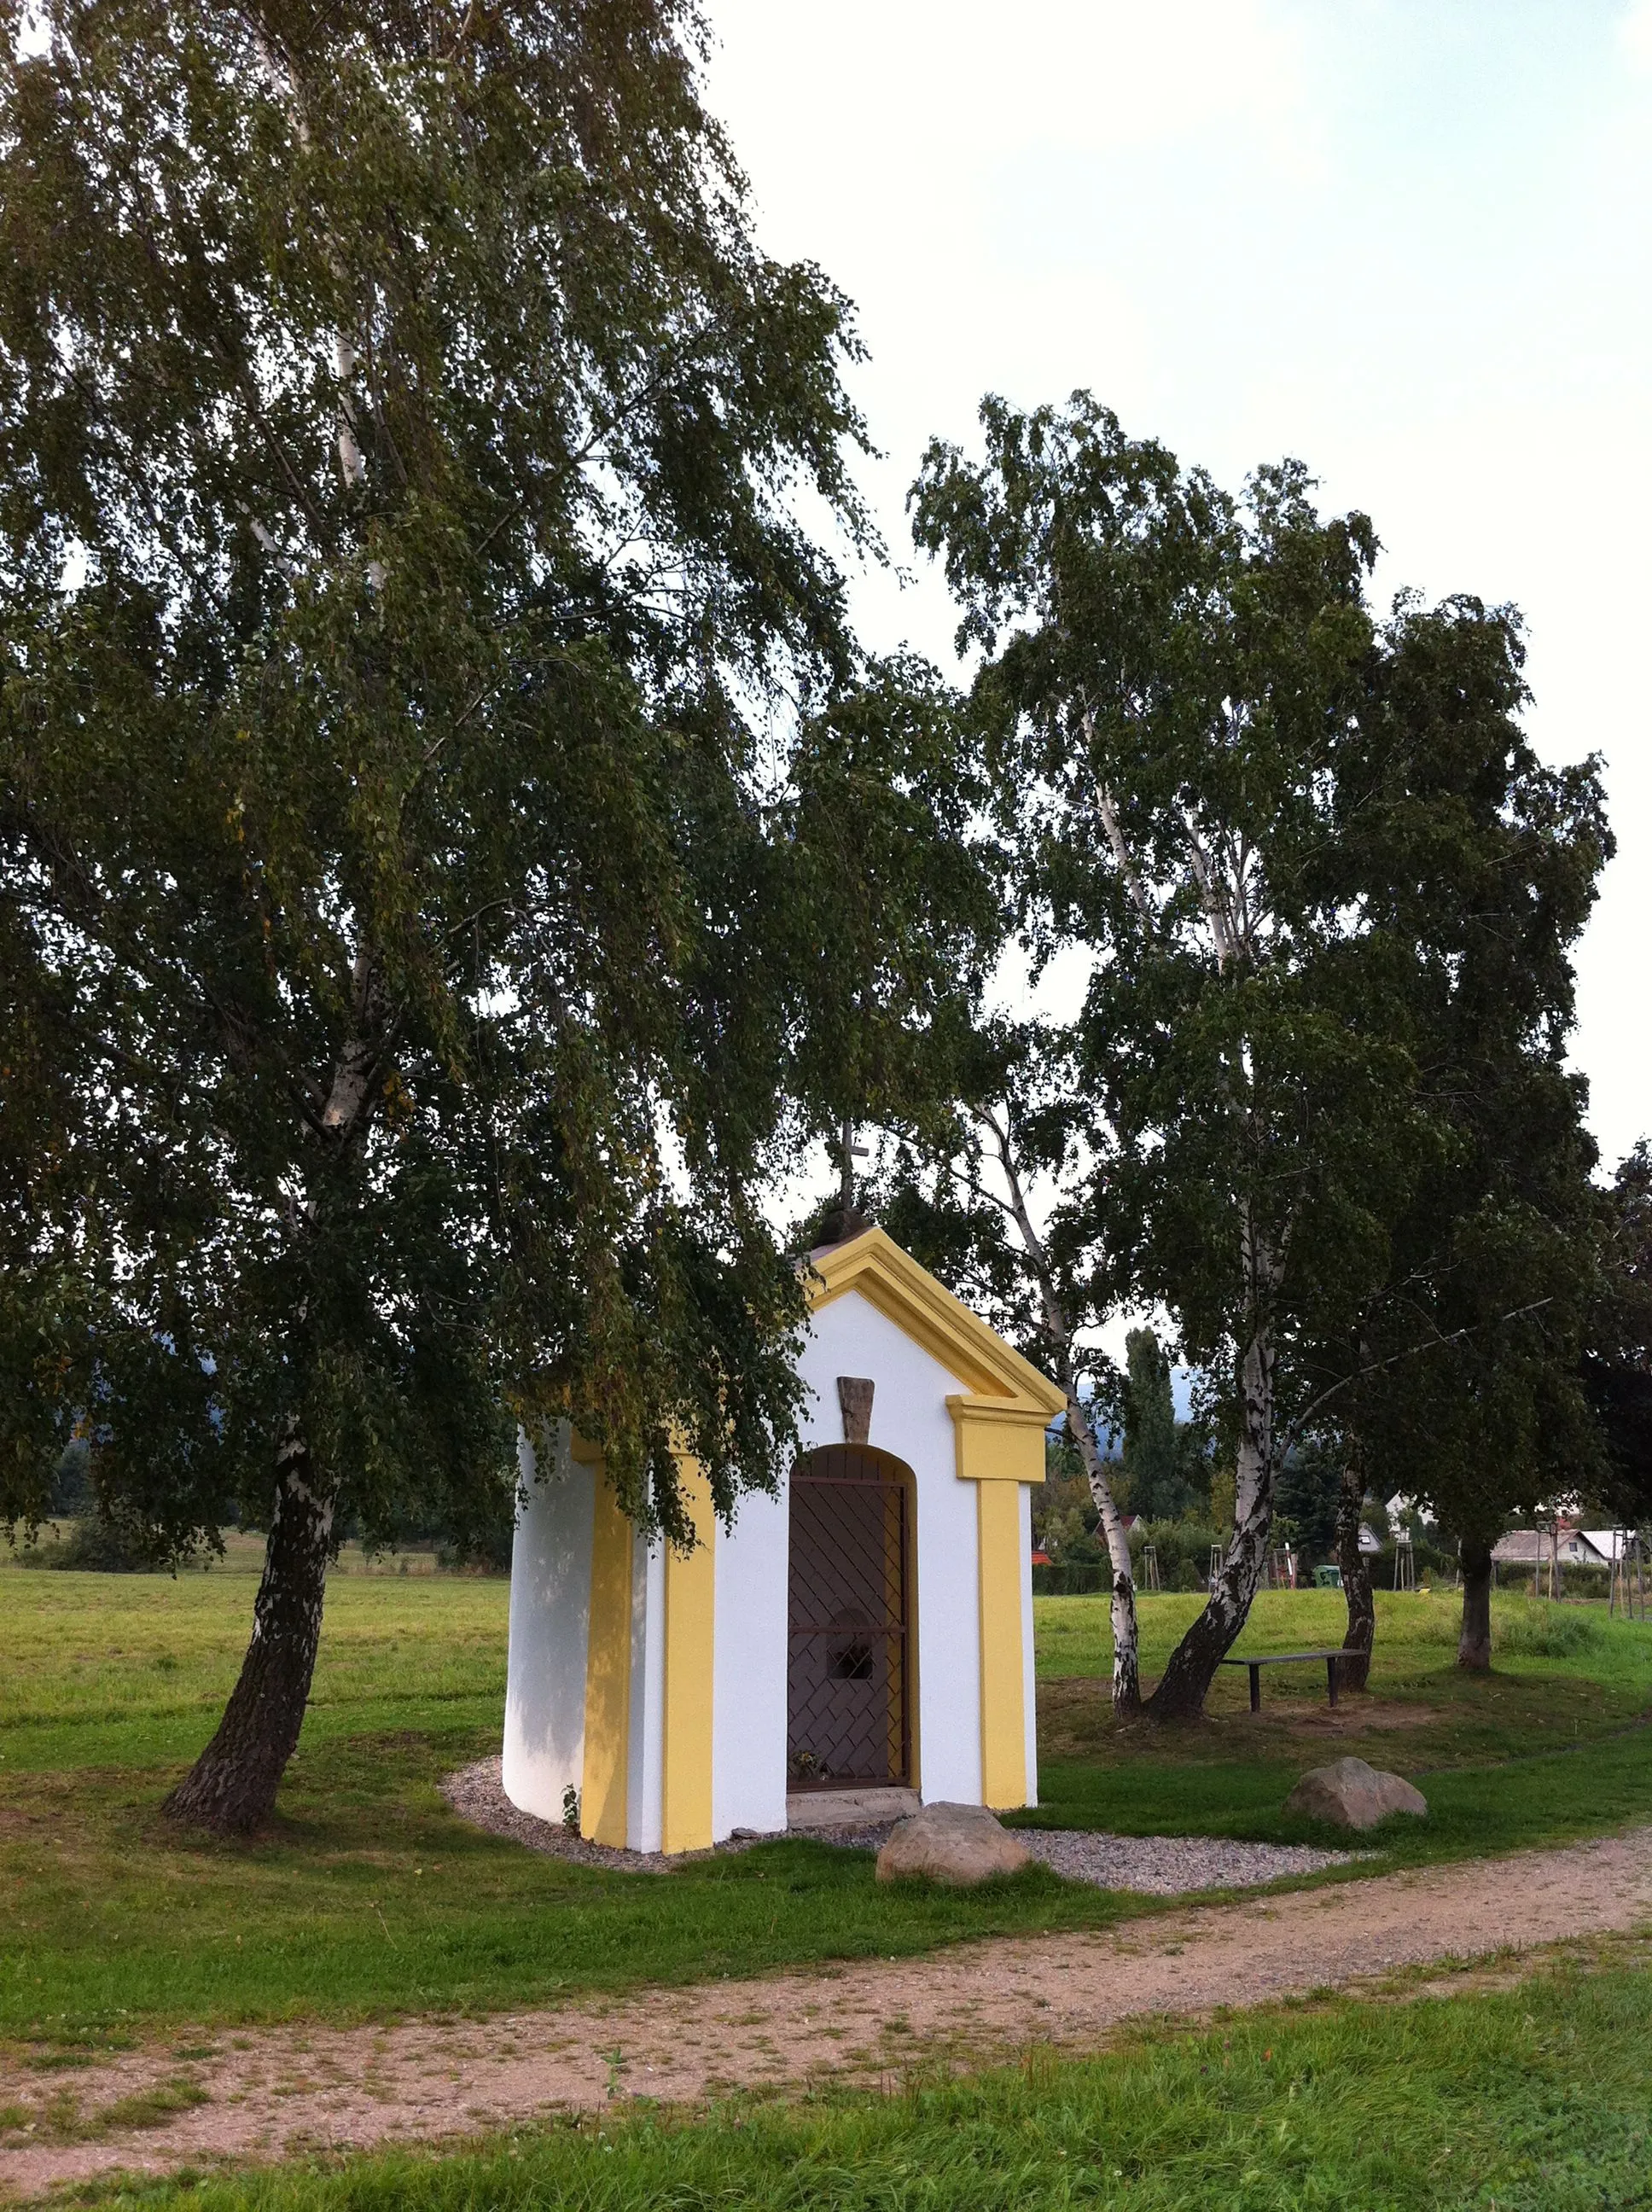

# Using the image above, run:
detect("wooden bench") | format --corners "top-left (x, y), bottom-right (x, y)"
top-left (1218, 1649), bottom-right (1348, 1712)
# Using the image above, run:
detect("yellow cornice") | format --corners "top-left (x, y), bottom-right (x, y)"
top-left (803, 1225), bottom-right (1067, 1419)
top-left (945, 1395), bottom-right (1055, 1431)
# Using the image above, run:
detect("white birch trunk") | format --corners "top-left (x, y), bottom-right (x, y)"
top-left (1063, 1387), bottom-right (1141, 1713)
top-left (1148, 1208), bottom-right (1282, 1718)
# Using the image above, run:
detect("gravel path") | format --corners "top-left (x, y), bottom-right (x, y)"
top-left (7, 1817), bottom-right (1650, 2200)
top-left (442, 1759), bottom-right (1364, 1892)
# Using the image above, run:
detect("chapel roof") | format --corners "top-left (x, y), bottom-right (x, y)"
top-left (802, 1224), bottom-right (1066, 1418)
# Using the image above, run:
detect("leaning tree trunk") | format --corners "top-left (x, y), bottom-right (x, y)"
top-left (1336, 1459), bottom-right (1375, 1692)
top-left (1147, 1306), bottom-right (1277, 1720)
top-left (163, 1423), bottom-right (334, 1834)
top-left (1457, 1537), bottom-right (1494, 1670)
top-left (1064, 1388), bottom-right (1141, 1716)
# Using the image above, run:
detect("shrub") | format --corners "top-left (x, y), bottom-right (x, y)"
top-left (1131, 1519), bottom-right (1224, 1591)
top-left (13, 1516), bottom-right (164, 1572)
top-left (1365, 1537), bottom-right (1457, 1586)
top-left (1032, 1560), bottom-right (1109, 1595)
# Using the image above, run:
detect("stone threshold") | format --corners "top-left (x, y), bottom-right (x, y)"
top-left (786, 1785), bottom-right (921, 1831)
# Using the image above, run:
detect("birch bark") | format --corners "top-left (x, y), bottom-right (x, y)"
top-left (161, 1421), bottom-right (334, 1832)
top-left (166, 951), bottom-right (387, 1831)
top-left (1147, 1219), bottom-right (1281, 1717)
top-left (1060, 1379), bottom-right (1141, 1714)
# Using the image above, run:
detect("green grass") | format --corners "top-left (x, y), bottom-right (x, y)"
top-left (1036, 1583), bottom-right (1652, 1709)
top-left (1024, 1586), bottom-right (1652, 1866)
top-left (0, 1556), bottom-right (505, 1772)
top-left (6, 1563), bottom-right (1652, 2047)
top-left (1, 1569), bottom-right (1134, 2046)
top-left (57, 1950), bottom-right (1652, 2210)
top-left (1028, 1727), bottom-right (1652, 1868)
top-left (1034, 1585), bottom-right (1652, 1769)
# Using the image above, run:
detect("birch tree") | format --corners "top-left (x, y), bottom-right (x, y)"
top-left (913, 396), bottom-right (1457, 1716)
top-left (1583, 1144), bottom-right (1652, 1538)
top-left (1, 0), bottom-right (876, 1831)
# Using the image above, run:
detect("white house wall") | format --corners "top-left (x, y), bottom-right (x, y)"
top-left (712, 1483), bottom-right (790, 1838)
top-left (502, 1426), bottom-right (595, 1825)
top-left (503, 1272), bottom-right (1039, 1850)
top-left (794, 1286), bottom-right (984, 1807)
top-left (626, 1534), bottom-right (666, 1853)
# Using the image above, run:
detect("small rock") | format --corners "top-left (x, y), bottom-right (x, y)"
top-left (1283, 1755), bottom-right (1427, 1831)
top-left (875, 1801), bottom-right (1031, 1886)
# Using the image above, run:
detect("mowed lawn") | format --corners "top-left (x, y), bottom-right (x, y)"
top-left (2, 1561), bottom-right (1126, 2045)
top-left (1028, 1585), bottom-right (1652, 1864)
top-left (6, 1556), bottom-right (1652, 2045)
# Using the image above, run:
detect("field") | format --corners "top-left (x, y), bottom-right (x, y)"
top-left (3, 1564), bottom-right (1141, 2049)
top-left (6, 1557), bottom-right (1652, 2052)
top-left (6, 1557), bottom-right (1652, 2205)
top-left (1030, 1585), bottom-right (1652, 1863)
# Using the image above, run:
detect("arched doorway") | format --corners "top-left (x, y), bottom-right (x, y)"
top-left (787, 1444), bottom-right (911, 1790)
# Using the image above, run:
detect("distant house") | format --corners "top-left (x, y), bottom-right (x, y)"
top-left (1582, 1529), bottom-right (1639, 1562)
top-left (1491, 1527), bottom-right (1611, 1570)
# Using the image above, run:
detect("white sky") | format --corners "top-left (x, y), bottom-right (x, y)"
top-left (706, 0), bottom-right (1652, 1177)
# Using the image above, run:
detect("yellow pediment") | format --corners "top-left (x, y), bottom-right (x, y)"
top-left (803, 1225), bottom-right (1067, 1419)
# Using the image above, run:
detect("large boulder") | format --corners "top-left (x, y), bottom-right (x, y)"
top-left (1283, 1755), bottom-right (1427, 1831)
top-left (875, 1801), bottom-right (1031, 1886)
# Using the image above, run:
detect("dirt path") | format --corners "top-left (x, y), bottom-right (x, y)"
top-left (7, 1826), bottom-right (1652, 2200)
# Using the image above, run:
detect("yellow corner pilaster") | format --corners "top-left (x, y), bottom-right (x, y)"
top-left (580, 1467), bottom-right (633, 1848)
top-left (660, 1458), bottom-right (716, 1854)
top-left (948, 1396), bottom-right (1039, 1811)
top-left (974, 1476), bottom-right (1027, 1809)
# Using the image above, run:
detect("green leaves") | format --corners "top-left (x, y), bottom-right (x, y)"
top-left (1300, 597), bottom-right (1611, 1542)
top-left (781, 654), bottom-right (1001, 1176)
top-left (0, 0), bottom-right (875, 1549)
top-left (910, 391), bottom-right (1609, 1700)
top-left (913, 394), bottom-right (1415, 1372)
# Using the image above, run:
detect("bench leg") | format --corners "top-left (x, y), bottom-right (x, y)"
top-left (1326, 1654), bottom-right (1339, 1708)
top-left (1249, 1662), bottom-right (1260, 1714)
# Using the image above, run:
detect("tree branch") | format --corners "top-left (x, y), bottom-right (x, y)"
top-left (1082, 708), bottom-right (1153, 927)
top-left (1284, 1296), bottom-right (1556, 1449)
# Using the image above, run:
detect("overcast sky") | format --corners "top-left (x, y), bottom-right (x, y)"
top-left (705, 0), bottom-right (1652, 1175)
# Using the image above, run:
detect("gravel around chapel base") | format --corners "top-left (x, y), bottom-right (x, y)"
top-left (1016, 1828), bottom-right (1369, 1891)
top-left (444, 1758), bottom-right (1364, 1891)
